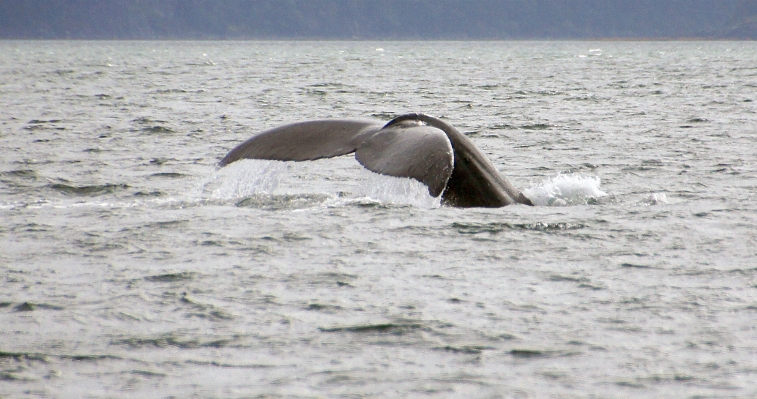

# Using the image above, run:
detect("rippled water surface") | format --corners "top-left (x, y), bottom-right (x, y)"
top-left (1, 41), bottom-right (756, 398)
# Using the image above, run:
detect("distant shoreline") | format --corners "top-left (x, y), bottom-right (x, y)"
top-left (1, 37), bottom-right (754, 42)
top-left (2, 0), bottom-right (755, 41)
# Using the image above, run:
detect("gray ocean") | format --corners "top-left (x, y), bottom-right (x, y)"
top-left (1, 41), bottom-right (756, 398)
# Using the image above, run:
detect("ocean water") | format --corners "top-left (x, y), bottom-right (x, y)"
top-left (1, 41), bottom-right (756, 398)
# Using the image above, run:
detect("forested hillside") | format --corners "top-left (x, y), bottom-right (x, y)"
top-left (1, 0), bottom-right (755, 39)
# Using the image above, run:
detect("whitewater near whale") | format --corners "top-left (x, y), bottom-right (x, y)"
top-left (220, 113), bottom-right (533, 208)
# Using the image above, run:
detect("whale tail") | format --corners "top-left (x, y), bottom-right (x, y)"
top-left (220, 114), bottom-right (532, 208)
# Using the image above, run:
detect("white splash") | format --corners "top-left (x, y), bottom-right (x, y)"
top-left (524, 173), bottom-right (607, 206)
top-left (641, 192), bottom-right (668, 206)
top-left (200, 159), bottom-right (285, 200)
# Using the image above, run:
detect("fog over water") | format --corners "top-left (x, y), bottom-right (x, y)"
top-left (1, 41), bottom-right (756, 398)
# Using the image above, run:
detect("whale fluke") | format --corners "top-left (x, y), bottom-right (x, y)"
top-left (355, 120), bottom-right (453, 197)
top-left (220, 113), bottom-right (533, 208)
top-left (219, 119), bottom-right (381, 164)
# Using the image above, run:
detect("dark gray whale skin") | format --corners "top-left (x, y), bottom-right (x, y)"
top-left (219, 113), bottom-right (533, 208)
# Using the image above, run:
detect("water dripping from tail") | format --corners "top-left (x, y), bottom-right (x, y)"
top-left (200, 159), bottom-right (440, 209)
top-left (353, 171), bottom-right (441, 209)
top-left (199, 159), bottom-right (285, 200)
